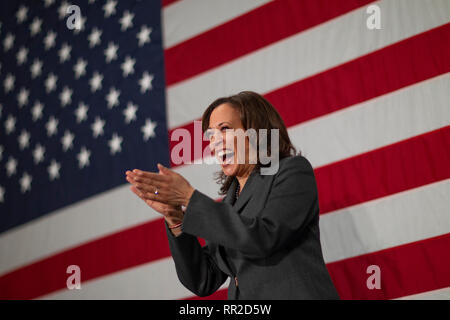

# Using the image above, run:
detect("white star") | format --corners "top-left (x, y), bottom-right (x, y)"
top-left (16, 47), bottom-right (28, 65)
top-left (91, 117), bottom-right (105, 138)
top-left (31, 101), bottom-right (44, 121)
top-left (44, 31), bottom-right (57, 50)
top-left (119, 10), bottom-right (134, 31)
top-left (48, 159), bottom-right (61, 180)
top-left (58, 43), bottom-right (71, 63)
top-left (58, 1), bottom-right (70, 20)
top-left (88, 27), bottom-right (102, 48)
top-left (74, 102), bottom-right (88, 123)
top-left (46, 116), bottom-right (58, 136)
top-left (121, 56), bottom-right (135, 77)
top-left (4, 115), bottom-right (16, 135)
top-left (141, 118), bottom-right (157, 141)
top-left (3, 33), bottom-right (14, 52)
top-left (77, 147), bottom-right (91, 168)
top-left (4, 73), bottom-right (15, 93)
top-left (16, 5), bottom-right (28, 24)
top-left (5, 157), bottom-right (18, 177)
top-left (59, 86), bottom-right (73, 107)
top-left (0, 186), bottom-right (4, 203)
top-left (123, 102), bottom-right (138, 124)
top-left (44, 0), bottom-right (55, 7)
top-left (138, 72), bottom-right (154, 93)
top-left (29, 17), bottom-right (42, 36)
top-left (30, 59), bottom-right (43, 78)
top-left (73, 16), bottom-right (86, 34)
top-left (73, 58), bottom-right (87, 79)
top-left (18, 130), bottom-right (31, 150)
top-left (32, 143), bottom-right (45, 164)
top-left (137, 25), bottom-right (152, 47)
top-left (61, 130), bottom-right (74, 151)
top-left (45, 73), bottom-right (58, 93)
top-left (108, 133), bottom-right (123, 155)
top-left (17, 88), bottom-right (29, 108)
top-left (104, 42), bottom-right (118, 63)
top-left (89, 71), bottom-right (103, 92)
top-left (106, 87), bottom-right (120, 108)
top-left (103, 0), bottom-right (117, 17)
top-left (19, 172), bottom-right (32, 193)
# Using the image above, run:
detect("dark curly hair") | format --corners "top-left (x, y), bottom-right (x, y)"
top-left (202, 91), bottom-right (300, 196)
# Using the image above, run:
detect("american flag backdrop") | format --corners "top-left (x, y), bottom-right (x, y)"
top-left (0, 0), bottom-right (449, 300)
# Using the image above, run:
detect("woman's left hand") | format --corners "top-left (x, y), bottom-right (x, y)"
top-left (125, 163), bottom-right (195, 207)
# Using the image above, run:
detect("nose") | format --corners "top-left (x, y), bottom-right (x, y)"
top-left (209, 135), bottom-right (222, 154)
top-left (209, 131), bottom-right (225, 154)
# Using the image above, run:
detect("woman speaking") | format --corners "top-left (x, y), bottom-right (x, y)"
top-left (125, 91), bottom-right (339, 299)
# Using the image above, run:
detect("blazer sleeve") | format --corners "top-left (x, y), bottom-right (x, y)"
top-left (164, 220), bottom-right (228, 297)
top-left (181, 155), bottom-right (319, 259)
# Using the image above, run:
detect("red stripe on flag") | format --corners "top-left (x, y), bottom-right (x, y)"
top-left (168, 23), bottom-right (450, 167)
top-left (327, 233), bottom-right (450, 300)
top-left (267, 23), bottom-right (450, 128)
top-left (162, 0), bottom-right (181, 8)
top-left (164, 0), bottom-right (375, 86)
top-left (0, 128), bottom-right (448, 299)
top-left (316, 126), bottom-right (450, 214)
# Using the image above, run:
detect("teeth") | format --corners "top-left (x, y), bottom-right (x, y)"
top-left (217, 150), bottom-right (233, 158)
top-left (216, 149), bottom-right (234, 164)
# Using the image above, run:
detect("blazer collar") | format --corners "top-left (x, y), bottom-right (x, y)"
top-left (224, 168), bottom-right (260, 212)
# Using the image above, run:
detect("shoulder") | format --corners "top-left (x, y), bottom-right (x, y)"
top-left (279, 154), bottom-right (313, 171)
top-left (268, 155), bottom-right (317, 190)
top-left (256, 154), bottom-right (314, 178)
top-left (267, 154), bottom-right (314, 178)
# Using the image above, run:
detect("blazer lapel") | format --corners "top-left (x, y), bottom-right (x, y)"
top-left (232, 169), bottom-right (260, 212)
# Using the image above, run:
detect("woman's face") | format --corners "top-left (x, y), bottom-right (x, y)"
top-left (207, 103), bottom-right (253, 177)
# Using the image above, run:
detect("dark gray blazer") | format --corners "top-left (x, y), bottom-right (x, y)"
top-left (165, 155), bottom-right (339, 300)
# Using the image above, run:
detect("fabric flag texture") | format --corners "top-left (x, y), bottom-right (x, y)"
top-left (0, 0), bottom-right (449, 300)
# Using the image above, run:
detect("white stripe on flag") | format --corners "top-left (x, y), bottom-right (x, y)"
top-left (39, 257), bottom-right (230, 300)
top-left (162, 0), bottom-right (272, 48)
top-left (292, 73), bottom-right (450, 168)
top-left (320, 179), bottom-right (450, 263)
top-left (395, 286), bottom-right (450, 300)
top-left (166, 0), bottom-right (450, 128)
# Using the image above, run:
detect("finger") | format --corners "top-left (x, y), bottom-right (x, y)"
top-left (130, 186), bottom-right (168, 213)
top-left (157, 163), bottom-right (172, 175)
top-left (130, 185), bottom-right (145, 199)
top-left (140, 191), bottom-right (169, 204)
top-left (131, 175), bottom-right (168, 189)
top-left (134, 180), bottom-right (162, 195)
top-left (132, 169), bottom-right (170, 182)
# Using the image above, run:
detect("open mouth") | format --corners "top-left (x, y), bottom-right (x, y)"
top-left (216, 149), bottom-right (234, 165)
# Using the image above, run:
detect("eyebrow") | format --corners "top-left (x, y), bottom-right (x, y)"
top-left (207, 121), bottom-right (231, 130)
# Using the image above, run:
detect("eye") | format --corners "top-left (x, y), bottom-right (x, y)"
top-left (220, 126), bottom-right (230, 131)
top-left (204, 129), bottom-right (213, 140)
